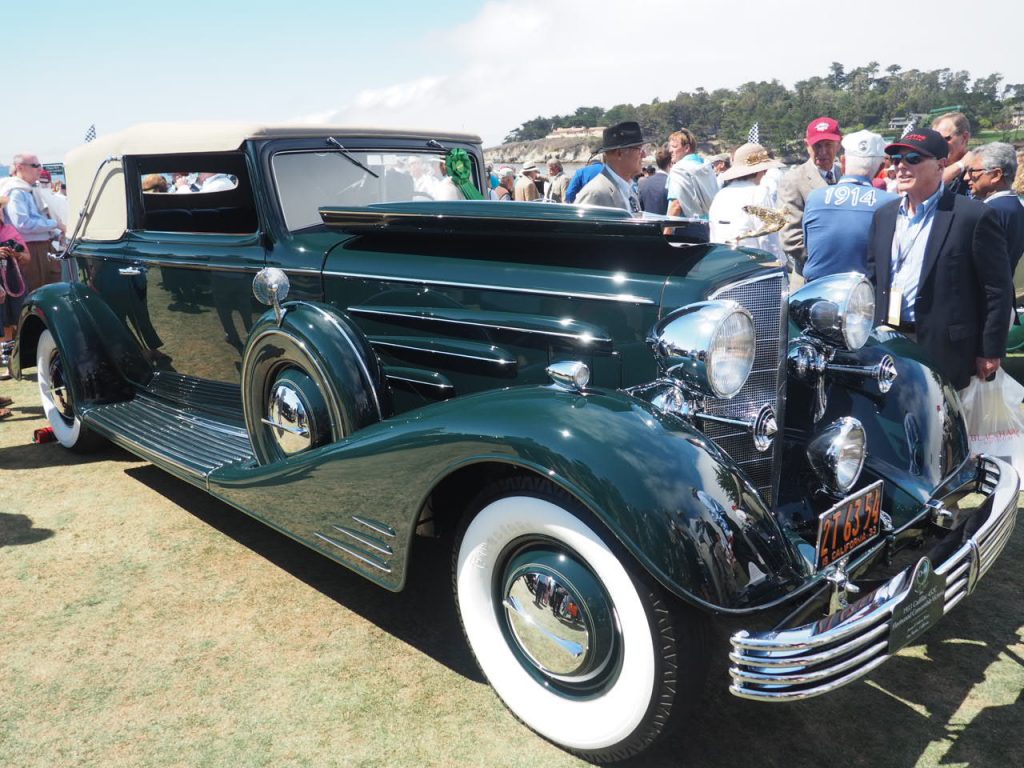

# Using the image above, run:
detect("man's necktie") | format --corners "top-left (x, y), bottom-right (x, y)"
top-left (825, 170), bottom-right (836, 185)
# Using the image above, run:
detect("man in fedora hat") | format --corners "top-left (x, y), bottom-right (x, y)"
top-left (575, 121), bottom-right (644, 214)
top-left (514, 164), bottom-right (541, 201)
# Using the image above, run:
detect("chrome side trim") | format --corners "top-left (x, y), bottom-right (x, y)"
top-left (384, 372), bottom-right (455, 391)
top-left (369, 338), bottom-right (516, 366)
top-left (348, 306), bottom-right (612, 345)
top-left (324, 270), bottom-right (655, 304)
top-left (728, 456), bottom-right (1019, 702)
top-left (84, 259), bottom-right (264, 274)
top-left (330, 524), bottom-right (394, 556)
top-left (314, 532), bottom-right (392, 573)
top-left (351, 515), bottom-right (397, 538)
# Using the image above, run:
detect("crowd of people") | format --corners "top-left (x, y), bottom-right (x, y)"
top-left (488, 111), bottom-right (1023, 397)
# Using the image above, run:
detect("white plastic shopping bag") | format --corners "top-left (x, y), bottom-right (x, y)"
top-left (959, 369), bottom-right (1024, 474)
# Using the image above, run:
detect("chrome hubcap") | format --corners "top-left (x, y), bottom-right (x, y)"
top-left (264, 379), bottom-right (312, 455)
top-left (501, 547), bottom-right (617, 687)
top-left (47, 354), bottom-right (73, 421)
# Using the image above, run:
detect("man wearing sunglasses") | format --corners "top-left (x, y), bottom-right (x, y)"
top-left (865, 128), bottom-right (1012, 391)
top-left (963, 142), bottom-right (1024, 279)
top-left (0, 153), bottom-right (65, 295)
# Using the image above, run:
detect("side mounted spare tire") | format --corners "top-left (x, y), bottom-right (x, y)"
top-left (241, 302), bottom-right (389, 464)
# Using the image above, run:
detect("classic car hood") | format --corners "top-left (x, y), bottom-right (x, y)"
top-left (319, 201), bottom-right (714, 309)
top-left (320, 199), bottom-right (707, 242)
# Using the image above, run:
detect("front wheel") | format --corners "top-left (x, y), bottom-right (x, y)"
top-left (453, 477), bottom-right (707, 763)
top-left (36, 329), bottom-right (106, 452)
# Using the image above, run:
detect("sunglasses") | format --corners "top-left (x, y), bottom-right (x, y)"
top-left (889, 152), bottom-right (929, 166)
top-left (19, 162), bottom-right (42, 168)
top-left (964, 167), bottom-right (996, 180)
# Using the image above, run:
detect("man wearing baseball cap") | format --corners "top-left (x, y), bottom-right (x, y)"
top-left (802, 130), bottom-right (897, 282)
top-left (865, 127), bottom-right (1011, 391)
top-left (779, 117), bottom-right (844, 275)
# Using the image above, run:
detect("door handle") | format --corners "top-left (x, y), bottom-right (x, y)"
top-left (118, 266), bottom-right (143, 276)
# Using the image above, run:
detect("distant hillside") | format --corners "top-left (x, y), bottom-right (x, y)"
top-left (484, 135), bottom-right (599, 166)
top-left (501, 62), bottom-right (1022, 154)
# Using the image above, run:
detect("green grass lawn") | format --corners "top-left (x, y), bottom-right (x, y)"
top-left (2, 372), bottom-right (1022, 768)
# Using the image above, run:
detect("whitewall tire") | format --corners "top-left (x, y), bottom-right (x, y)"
top-left (36, 330), bottom-right (105, 452)
top-left (453, 478), bottom-right (706, 762)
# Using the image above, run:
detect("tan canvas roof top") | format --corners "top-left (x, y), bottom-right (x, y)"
top-left (65, 121), bottom-right (483, 241)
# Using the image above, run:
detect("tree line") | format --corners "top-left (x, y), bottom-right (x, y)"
top-left (503, 63), bottom-right (1023, 152)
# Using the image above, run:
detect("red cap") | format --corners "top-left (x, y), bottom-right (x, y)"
top-left (806, 117), bottom-right (841, 145)
top-left (39, 169), bottom-right (52, 181)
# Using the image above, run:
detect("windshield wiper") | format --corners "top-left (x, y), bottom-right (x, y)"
top-left (426, 139), bottom-right (447, 151)
top-left (326, 137), bottom-right (379, 178)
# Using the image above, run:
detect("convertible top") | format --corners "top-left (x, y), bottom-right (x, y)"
top-left (64, 122), bottom-right (483, 241)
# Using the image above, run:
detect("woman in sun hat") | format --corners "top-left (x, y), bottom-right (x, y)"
top-left (708, 142), bottom-right (786, 259)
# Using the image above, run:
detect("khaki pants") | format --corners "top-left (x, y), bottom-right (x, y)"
top-left (21, 241), bottom-right (61, 292)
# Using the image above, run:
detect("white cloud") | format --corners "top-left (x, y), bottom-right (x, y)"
top-left (292, 0), bottom-right (1023, 147)
top-left (353, 76), bottom-right (449, 110)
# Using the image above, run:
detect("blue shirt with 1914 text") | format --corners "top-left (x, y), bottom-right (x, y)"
top-left (802, 176), bottom-right (897, 282)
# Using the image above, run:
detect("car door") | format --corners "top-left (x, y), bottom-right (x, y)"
top-left (91, 153), bottom-right (268, 414)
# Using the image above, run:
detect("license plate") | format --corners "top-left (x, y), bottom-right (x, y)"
top-left (815, 480), bottom-right (884, 569)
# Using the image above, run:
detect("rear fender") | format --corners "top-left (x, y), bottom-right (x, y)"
top-left (14, 282), bottom-right (147, 405)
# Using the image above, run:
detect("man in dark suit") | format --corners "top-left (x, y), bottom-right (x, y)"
top-left (866, 128), bottom-right (1012, 391)
top-left (638, 148), bottom-right (671, 215)
top-left (964, 142), bottom-right (1024, 277)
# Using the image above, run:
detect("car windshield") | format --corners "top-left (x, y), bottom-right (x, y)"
top-left (272, 150), bottom-right (465, 231)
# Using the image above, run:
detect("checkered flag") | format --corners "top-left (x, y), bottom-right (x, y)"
top-left (747, 122), bottom-right (759, 144)
top-left (900, 121), bottom-right (915, 138)
top-left (84, 124), bottom-right (96, 143)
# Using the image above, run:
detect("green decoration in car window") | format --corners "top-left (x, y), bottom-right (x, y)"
top-left (446, 148), bottom-right (484, 199)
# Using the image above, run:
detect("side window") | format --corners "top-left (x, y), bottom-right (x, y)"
top-left (272, 150), bottom-right (476, 232)
top-left (133, 153), bottom-right (258, 234)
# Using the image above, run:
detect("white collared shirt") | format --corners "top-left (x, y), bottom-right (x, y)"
top-left (605, 166), bottom-right (640, 214)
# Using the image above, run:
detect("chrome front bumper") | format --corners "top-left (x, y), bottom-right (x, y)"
top-left (729, 455), bottom-right (1019, 702)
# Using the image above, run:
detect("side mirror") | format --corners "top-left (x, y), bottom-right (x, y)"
top-left (253, 267), bottom-right (290, 325)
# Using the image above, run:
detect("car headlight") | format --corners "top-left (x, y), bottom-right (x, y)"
top-left (807, 417), bottom-right (867, 493)
top-left (648, 300), bottom-right (755, 398)
top-left (790, 273), bottom-right (875, 350)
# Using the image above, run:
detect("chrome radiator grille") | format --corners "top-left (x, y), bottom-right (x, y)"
top-left (705, 273), bottom-right (788, 503)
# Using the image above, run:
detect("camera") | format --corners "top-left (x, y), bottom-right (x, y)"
top-left (0, 238), bottom-right (25, 253)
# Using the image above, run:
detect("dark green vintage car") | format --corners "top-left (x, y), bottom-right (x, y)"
top-left (13, 123), bottom-right (1019, 763)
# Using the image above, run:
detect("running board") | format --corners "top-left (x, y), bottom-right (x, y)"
top-left (83, 394), bottom-right (254, 482)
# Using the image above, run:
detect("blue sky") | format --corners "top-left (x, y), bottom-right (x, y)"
top-left (7, 0), bottom-right (1024, 162)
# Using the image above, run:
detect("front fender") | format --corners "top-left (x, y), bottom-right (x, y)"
top-left (779, 331), bottom-right (971, 532)
top-left (13, 282), bottom-right (148, 406)
top-left (210, 384), bottom-right (805, 608)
